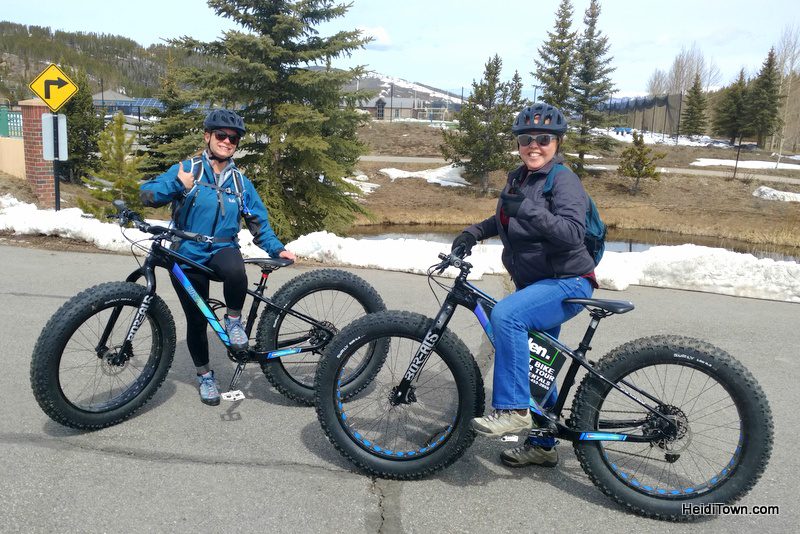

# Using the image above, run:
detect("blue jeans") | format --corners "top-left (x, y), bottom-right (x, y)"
top-left (490, 276), bottom-right (593, 446)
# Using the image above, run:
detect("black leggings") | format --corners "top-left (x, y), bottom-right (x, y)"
top-left (171, 247), bottom-right (248, 369)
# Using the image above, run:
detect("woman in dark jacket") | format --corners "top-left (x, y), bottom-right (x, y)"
top-left (451, 103), bottom-right (596, 468)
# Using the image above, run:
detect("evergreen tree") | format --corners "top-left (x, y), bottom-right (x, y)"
top-left (570, 0), bottom-right (615, 176)
top-left (78, 112), bottom-right (144, 218)
top-left (712, 70), bottom-right (750, 144)
top-left (680, 72), bottom-right (708, 137)
top-left (171, 0), bottom-right (373, 240)
top-left (748, 47), bottom-right (782, 147)
top-left (60, 66), bottom-right (103, 184)
top-left (617, 131), bottom-right (665, 194)
top-left (139, 57), bottom-right (204, 176)
top-left (441, 56), bottom-right (523, 194)
top-left (533, 0), bottom-right (577, 109)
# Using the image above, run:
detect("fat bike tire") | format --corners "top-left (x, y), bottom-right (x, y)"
top-left (315, 310), bottom-right (485, 479)
top-left (571, 335), bottom-right (773, 521)
top-left (256, 269), bottom-right (385, 405)
top-left (30, 281), bottom-right (176, 430)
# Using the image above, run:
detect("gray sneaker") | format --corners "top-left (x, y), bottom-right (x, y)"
top-left (224, 315), bottom-right (248, 351)
top-left (471, 410), bottom-right (532, 437)
top-left (501, 441), bottom-right (559, 468)
top-left (197, 370), bottom-right (220, 406)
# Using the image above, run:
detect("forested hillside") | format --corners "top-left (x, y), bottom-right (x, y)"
top-left (0, 21), bottom-right (217, 100)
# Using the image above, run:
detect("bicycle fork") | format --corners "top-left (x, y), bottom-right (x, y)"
top-left (391, 301), bottom-right (457, 405)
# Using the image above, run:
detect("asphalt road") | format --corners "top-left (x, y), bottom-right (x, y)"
top-left (1, 244), bottom-right (797, 533)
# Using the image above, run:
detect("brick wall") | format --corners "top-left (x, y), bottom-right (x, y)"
top-left (20, 99), bottom-right (55, 208)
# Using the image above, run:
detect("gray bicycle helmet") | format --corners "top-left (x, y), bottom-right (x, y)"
top-left (512, 103), bottom-right (568, 135)
top-left (203, 109), bottom-right (246, 135)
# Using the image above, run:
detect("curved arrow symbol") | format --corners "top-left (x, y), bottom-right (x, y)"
top-left (44, 77), bottom-right (69, 99)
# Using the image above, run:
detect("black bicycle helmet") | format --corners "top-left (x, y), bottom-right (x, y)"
top-left (512, 103), bottom-right (568, 135)
top-left (203, 109), bottom-right (246, 135)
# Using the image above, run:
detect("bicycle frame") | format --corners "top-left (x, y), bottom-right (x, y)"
top-left (392, 262), bottom-right (677, 444)
top-left (95, 237), bottom-right (335, 368)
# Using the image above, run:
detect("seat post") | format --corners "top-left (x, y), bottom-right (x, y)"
top-left (575, 315), bottom-right (603, 359)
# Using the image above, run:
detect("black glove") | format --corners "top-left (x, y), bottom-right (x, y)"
top-left (451, 232), bottom-right (477, 256)
top-left (501, 189), bottom-right (525, 218)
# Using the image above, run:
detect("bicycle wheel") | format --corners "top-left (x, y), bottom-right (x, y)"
top-left (315, 310), bottom-right (484, 479)
top-left (571, 335), bottom-right (773, 520)
top-left (256, 269), bottom-right (385, 405)
top-left (30, 282), bottom-right (176, 430)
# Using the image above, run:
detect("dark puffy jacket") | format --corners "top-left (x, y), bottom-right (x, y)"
top-left (465, 157), bottom-right (595, 289)
top-left (139, 153), bottom-right (285, 265)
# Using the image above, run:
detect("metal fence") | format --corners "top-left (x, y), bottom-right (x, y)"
top-left (0, 106), bottom-right (23, 138)
top-left (601, 93), bottom-right (686, 141)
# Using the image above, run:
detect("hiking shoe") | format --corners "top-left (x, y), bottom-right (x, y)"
top-left (500, 441), bottom-right (559, 468)
top-left (197, 370), bottom-right (220, 406)
top-left (471, 410), bottom-right (532, 437)
top-left (224, 315), bottom-right (248, 352)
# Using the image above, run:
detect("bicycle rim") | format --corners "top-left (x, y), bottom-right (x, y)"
top-left (58, 303), bottom-right (161, 412)
top-left (590, 362), bottom-right (742, 498)
top-left (335, 333), bottom-right (461, 460)
top-left (275, 289), bottom-right (374, 388)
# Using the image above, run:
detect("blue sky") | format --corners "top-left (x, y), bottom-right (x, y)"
top-left (3, 0), bottom-right (797, 98)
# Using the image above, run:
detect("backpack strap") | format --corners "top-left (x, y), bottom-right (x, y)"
top-left (541, 163), bottom-right (564, 196)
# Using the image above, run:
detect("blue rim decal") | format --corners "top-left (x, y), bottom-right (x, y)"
top-left (337, 394), bottom-right (455, 459)
top-left (602, 435), bottom-right (742, 497)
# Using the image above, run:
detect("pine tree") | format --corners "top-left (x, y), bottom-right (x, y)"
top-left (618, 131), bottom-right (665, 194)
top-left (171, 0), bottom-right (373, 240)
top-left (570, 0), bottom-right (615, 177)
top-left (748, 48), bottom-right (783, 147)
top-left (441, 56), bottom-right (523, 194)
top-left (78, 112), bottom-right (144, 217)
top-left (60, 66), bottom-right (103, 184)
top-left (712, 70), bottom-right (750, 144)
top-left (680, 72), bottom-right (708, 137)
top-left (139, 57), bottom-right (204, 175)
top-left (533, 0), bottom-right (577, 109)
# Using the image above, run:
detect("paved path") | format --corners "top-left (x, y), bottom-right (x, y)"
top-left (1, 245), bottom-right (797, 533)
top-left (360, 155), bottom-right (800, 185)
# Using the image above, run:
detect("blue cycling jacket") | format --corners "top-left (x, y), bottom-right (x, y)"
top-left (139, 152), bottom-right (286, 265)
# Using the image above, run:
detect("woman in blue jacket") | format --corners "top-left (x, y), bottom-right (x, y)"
top-left (451, 103), bottom-right (596, 467)
top-left (140, 109), bottom-right (295, 406)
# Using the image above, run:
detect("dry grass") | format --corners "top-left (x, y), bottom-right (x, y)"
top-left (349, 125), bottom-right (800, 252)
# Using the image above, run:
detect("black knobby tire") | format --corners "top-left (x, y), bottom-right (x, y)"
top-left (571, 335), bottom-right (773, 521)
top-left (256, 269), bottom-right (386, 405)
top-left (315, 310), bottom-right (485, 479)
top-left (30, 282), bottom-right (176, 430)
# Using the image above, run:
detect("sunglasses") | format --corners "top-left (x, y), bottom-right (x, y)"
top-left (517, 133), bottom-right (558, 147)
top-left (212, 130), bottom-right (241, 144)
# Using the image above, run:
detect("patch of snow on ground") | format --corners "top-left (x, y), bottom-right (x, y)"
top-left (379, 165), bottom-right (469, 187)
top-left (753, 186), bottom-right (800, 202)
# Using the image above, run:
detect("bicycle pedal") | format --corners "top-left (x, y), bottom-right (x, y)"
top-left (528, 427), bottom-right (555, 438)
top-left (500, 434), bottom-right (519, 443)
top-left (221, 390), bottom-right (245, 401)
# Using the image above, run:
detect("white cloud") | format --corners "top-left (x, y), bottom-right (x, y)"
top-left (359, 26), bottom-right (392, 50)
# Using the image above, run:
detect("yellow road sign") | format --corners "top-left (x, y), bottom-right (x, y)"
top-left (29, 64), bottom-right (79, 112)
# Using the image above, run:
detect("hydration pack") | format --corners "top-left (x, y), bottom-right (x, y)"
top-left (542, 164), bottom-right (606, 266)
top-left (171, 155), bottom-right (250, 230)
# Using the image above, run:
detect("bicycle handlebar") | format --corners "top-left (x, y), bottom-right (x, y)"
top-left (434, 249), bottom-right (472, 276)
top-left (111, 199), bottom-right (204, 243)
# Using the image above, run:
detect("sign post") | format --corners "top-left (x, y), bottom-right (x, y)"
top-left (28, 64), bottom-right (78, 211)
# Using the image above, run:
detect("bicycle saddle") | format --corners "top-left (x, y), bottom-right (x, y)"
top-left (244, 257), bottom-right (295, 272)
top-left (563, 298), bottom-right (635, 314)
